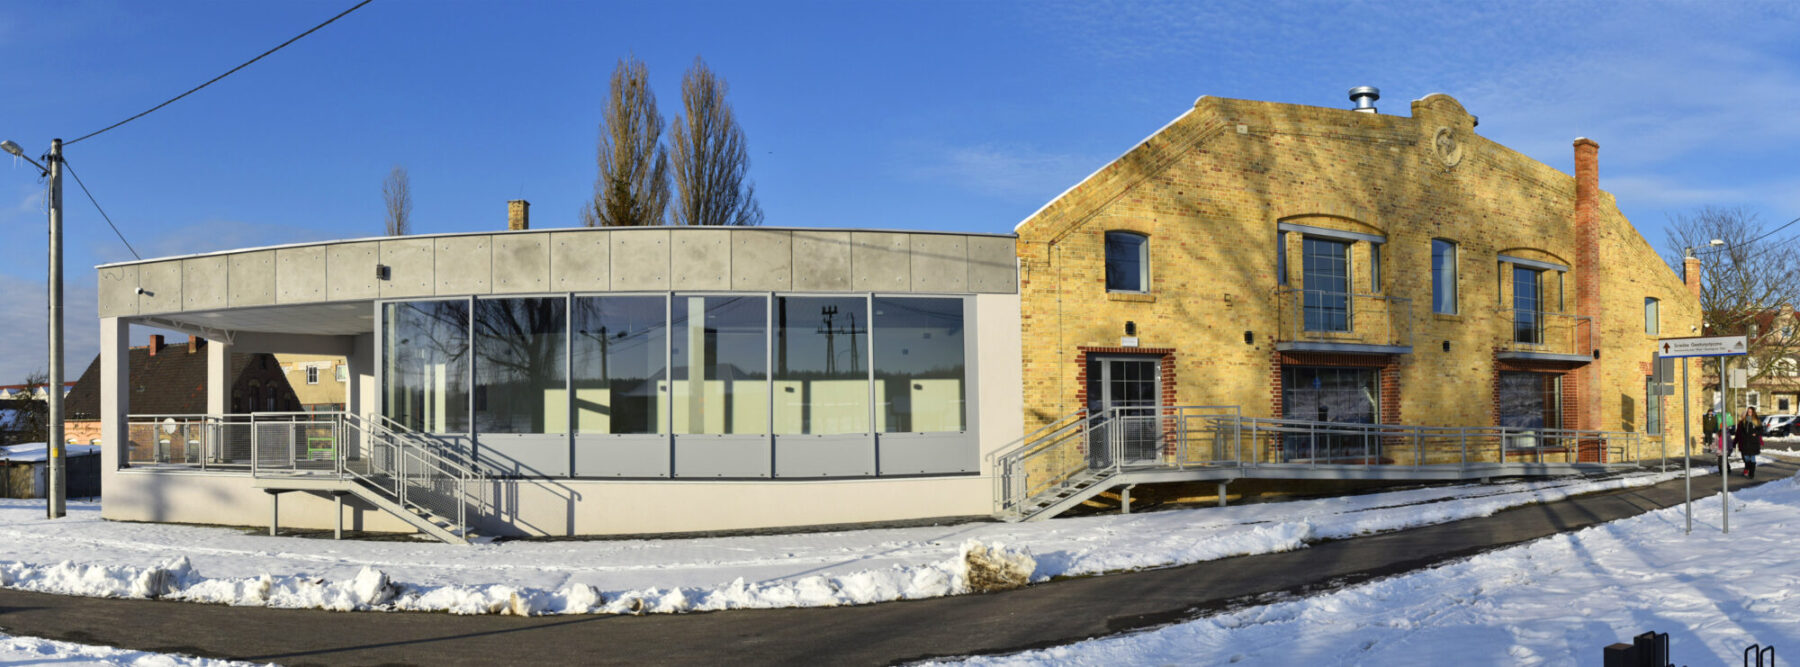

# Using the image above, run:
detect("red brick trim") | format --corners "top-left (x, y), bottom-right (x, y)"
top-left (1271, 350), bottom-right (1402, 424)
top-left (1493, 353), bottom-right (1586, 430)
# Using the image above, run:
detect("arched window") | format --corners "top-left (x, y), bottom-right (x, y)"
top-left (1105, 231), bottom-right (1149, 293)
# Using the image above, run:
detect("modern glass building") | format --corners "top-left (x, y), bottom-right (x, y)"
top-left (92, 225), bottom-right (1022, 537)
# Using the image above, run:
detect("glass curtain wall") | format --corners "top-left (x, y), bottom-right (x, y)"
top-left (383, 294), bottom-right (969, 444)
top-left (473, 297), bottom-right (568, 434)
top-left (571, 296), bottom-right (668, 434)
top-left (671, 296), bottom-right (768, 434)
top-left (384, 300), bottom-right (470, 433)
top-left (775, 296), bottom-right (870, 434)
top-left (874, 297), bottom-right (965, 432)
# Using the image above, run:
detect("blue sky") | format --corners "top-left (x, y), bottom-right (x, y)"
top-left (2, 0), bottom-right (1798, 381)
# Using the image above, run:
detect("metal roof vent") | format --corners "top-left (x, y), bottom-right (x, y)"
top-left (1348, 86), bottom-right (1380, 113)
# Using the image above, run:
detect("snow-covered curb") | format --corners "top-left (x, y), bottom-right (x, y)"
top-left (0, 629), bottom-right (265, 667)
top-left (0, 469), bottom-right (1702, 617)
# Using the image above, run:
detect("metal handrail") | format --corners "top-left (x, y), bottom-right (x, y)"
top-left (1273, 288), bottom-right (1413, 348)
top-left (128, 411), bottom-right (487, 540)
top-left (994, 407), bottom-right (1644, 517)
top-left (1499, 308), bottom-right (1592, 356)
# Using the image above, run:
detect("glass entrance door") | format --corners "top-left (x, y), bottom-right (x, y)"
top-left (1086, 356), bottom-right (1162, 468)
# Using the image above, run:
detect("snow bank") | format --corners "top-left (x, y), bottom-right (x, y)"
top-left (946, 473), bottom-right (1800, 665)
top-left (0, 468), bottom-right (1700, 617)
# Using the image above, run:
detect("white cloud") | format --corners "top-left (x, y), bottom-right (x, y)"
top-left (0, 280), bottom-right (99, 386)
top-left (906, 143), bottom-right (1107, 199)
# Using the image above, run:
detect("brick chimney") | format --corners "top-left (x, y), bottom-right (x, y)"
top-left (1684, 249), bottom-right (1702, 300)
top-left (149, 334), bottom-right (163, 356)
top-left (1573, 137), bottom-right (1600, 430)
top-left (508, 200), bottom-right (530, 231)
top-left (188, 335), bottom-right (199, 354)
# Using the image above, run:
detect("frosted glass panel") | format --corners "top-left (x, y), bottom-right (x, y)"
top-left (671, 295), bottom-right (768, 434)
top-left (383, 300), bottom-right (469, 433)
top-left (775, 296), bottom-right (870, 434)
top-left (874, 297), bottom-right (965, 433)
top-left (473, 297), bottom-right (568, 434)
top-left (571, 296), bottom-right (666, 434)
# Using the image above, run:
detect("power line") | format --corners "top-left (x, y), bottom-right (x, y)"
top-left (60, 160), bottom-right (141, 260)
top-left (66, 0), bottom-right (373, 146)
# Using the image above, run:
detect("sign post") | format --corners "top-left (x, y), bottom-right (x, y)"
top-left (1658, 335), bottom-right (1748, 534)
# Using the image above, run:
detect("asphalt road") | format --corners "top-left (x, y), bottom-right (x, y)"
top-left (1, 458), bottom-right (1792, 666)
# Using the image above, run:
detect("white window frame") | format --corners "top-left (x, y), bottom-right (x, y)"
top-left (1644, 297), bottom-right (1659, 336)
top-left (306, 367), bottom-right (319, 385)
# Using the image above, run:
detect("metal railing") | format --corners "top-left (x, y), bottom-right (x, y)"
top-left (993, 407), bottom-right (1643, 516)
top-left (1274, 288), bottom-right (1412, 349)
top-left (123, 411), bottom-right (487, 540)
top-left (1501, 308), bottom-right (1592, 357)
top-left (993, 405), bottom-right (1241, 514)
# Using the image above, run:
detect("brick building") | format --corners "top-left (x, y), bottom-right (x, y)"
top-left (1015, 91), bottom-right (1703, 462)
top-left (63, 335), bottom-right (302, 452)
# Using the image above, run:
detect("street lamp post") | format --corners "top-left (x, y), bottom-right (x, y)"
top-left (2, 138), bottom-right (65, 519)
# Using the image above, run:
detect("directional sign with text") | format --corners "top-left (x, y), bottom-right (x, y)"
top-left (1657, 335), bottom-right (1749, 358)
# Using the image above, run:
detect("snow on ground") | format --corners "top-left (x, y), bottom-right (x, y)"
top-left (0, 631), bottom-right (259, 666)
top-left (0, 467), bottom-right (1701, 617)
top-left (947, 460), bottom-right (1800, 666)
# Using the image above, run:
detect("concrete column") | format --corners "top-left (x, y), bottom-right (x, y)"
top-left (207, 337), bottom-right (231, 416)
top-left (349, 333), bottom-right (376, 459)
top-left (99, 318), bottom-right (128, 518)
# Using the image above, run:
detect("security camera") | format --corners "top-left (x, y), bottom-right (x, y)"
top-left (134, 287), bottom-right (147, 295)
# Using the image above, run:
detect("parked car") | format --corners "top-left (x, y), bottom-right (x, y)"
top-left (1762, 414), bottom-right (1798, 437)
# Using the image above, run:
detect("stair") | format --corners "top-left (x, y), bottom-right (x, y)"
top-left (1005, 468), bottom-right (1122, 522)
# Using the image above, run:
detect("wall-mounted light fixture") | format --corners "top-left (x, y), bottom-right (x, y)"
top-left (376, 264), bottom-right (391, 280)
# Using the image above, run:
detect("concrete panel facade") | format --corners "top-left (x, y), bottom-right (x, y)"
top-left (910, 234), bottom-right (968, 293)
top-left (550, 231), bottom-right (609, 292)
top-left (610, 229), bottom-right (671, 291)
top-left (967, 236), bottom-right (1019, 294)
top-left (492, 234), bottom-right (550, 293)
top-left (378, 238), bottom-right (434, 298)
top-left (326, 242), bottom-right (379, 300)
top-left (275, 246), bottom-right (327, 304)
top-left (227, 251), bottom-right (276, 307)
top-left (137, 261), bottom-right (182, 314)
top-left (435, 236), bottom-right (492, 295)
top-left (670, 228), bottom-right (731, 290)
top-left (731, 229), bottom-right (791, 291)
top-left (96, 228), bottom-right (1016, 321)
top-left (852, 232), bottom-right (911, 292)
top-left (181, 256), bottom-right (229, 311)
top-left (97, 265), bottom-right (138, 317)
top-left (793, 231), bottom-right (852, 291)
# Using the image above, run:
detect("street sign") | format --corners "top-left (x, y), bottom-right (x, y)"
top-left (1657, 335), bottom-right (1748, 358)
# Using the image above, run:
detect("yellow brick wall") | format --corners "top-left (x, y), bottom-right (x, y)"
top-left (1015, 93), bottom-right (1703, 460)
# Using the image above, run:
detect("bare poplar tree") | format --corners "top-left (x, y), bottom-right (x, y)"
top-left (1665, 206), bottom-right (1800, 390)
top-left (582, 56), bottom-right (669, 227)
top-left (383, 165), bottom-right (412, 236)
top-left (670, 57), bottom-right (762, 227)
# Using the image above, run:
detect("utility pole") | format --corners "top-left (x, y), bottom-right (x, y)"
top-left (2, 138), bottom-right (65, 518)
top-left (46, 138), bottom-right (65, 518)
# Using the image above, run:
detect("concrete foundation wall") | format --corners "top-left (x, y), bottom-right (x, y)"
top-left (101, 469), bottom-right (991, 537)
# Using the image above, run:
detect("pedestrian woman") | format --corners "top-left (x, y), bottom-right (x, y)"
top-left (1736, 407), bottom-right (1763, 479)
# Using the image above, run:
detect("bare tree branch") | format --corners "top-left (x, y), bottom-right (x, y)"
top-left (1664, 205), bottom-right (1800, 390)
top-left (671, 57), bottom-right (762, 227)
top-left (584, 56), bottom-right (669, 227)
top-left (383, 165), bottom-right (412, 236)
